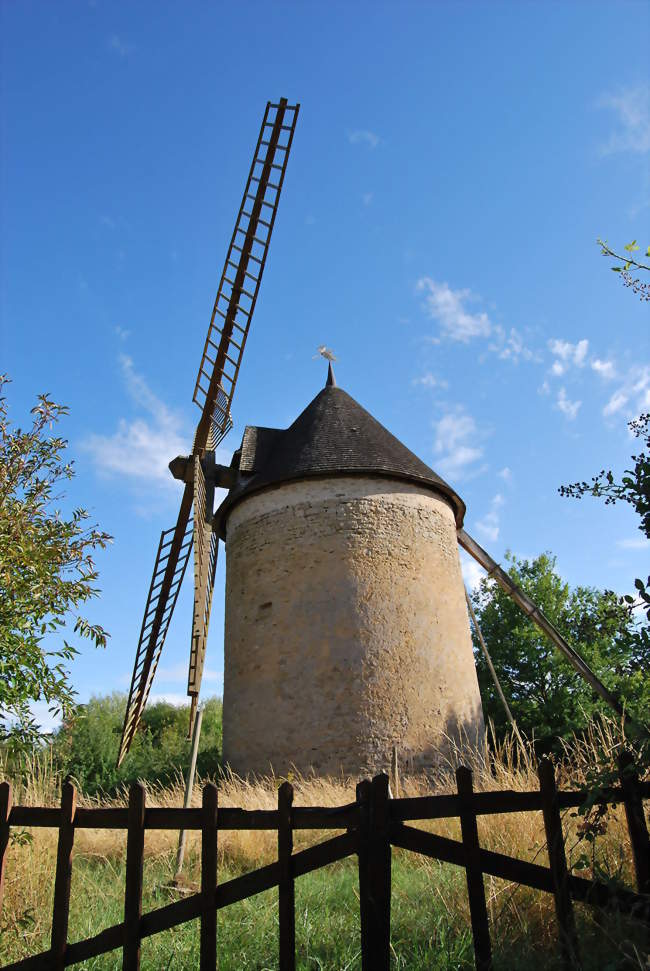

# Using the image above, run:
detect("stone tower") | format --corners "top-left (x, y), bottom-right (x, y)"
top-left (216, 366), bottom-right (484, 777)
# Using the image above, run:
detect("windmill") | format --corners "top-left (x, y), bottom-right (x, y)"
top-left (118, 96), bottom-right (638, 779)
top-left (213, 361), bottom-right (637, 778)
top-left (117, 98), bottom-right (300, 767)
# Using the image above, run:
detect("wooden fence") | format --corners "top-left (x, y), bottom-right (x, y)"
top-left (1, 757), bottom-right (648, 971)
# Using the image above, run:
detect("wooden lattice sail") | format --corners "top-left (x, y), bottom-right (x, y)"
top-left (117, 99), bottom-right (300, 766)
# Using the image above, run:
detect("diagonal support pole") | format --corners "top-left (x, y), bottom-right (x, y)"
top-left (465, 587), bottom-right (527, 756)
top-left (175, 705), bottom-right (204, 881)
top-left (458, 528), bottom-right (642, 730)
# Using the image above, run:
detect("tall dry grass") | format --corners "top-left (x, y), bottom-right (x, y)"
top-left (1, 718), bottom-right (646, 967)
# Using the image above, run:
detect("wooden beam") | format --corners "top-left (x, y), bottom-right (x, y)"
top-left (356, 779), bottom-right (372, 971)
top-left (457, 767), bottom-right (492, 971)
top-left (618, 751), bottom-right (650, 907)
top-left (50, 779), bottom-right (76, 970)
top-left (278, 781), bottom-right (295, 970)
top-left (200, 783), bottom-right (218, 970)
top-left (368, 774), bottom-right (391, 971)
top-left (0, 781), bottom-right (12, 917)
top-left (538, 760), bottom-right (580, 970)
top-left (123, 783), bottom-right (146, 971)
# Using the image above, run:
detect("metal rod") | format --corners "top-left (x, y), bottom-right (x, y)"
top-left (464, 587), bottom-right (527, 755)
top-left (174, 705), bottom-right (204, 879)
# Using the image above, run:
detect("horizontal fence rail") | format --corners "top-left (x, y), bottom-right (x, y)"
top-left (0, 757), bottom-right (648, 971)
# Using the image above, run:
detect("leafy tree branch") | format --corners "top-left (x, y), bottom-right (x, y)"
top-left (597, 238), bottom-right (650, 301)
top-left (560, 413), bottom-right (650, 627)
top-left (0, 376), bottom-right (112, 753)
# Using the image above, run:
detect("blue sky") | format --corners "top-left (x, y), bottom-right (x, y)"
top-left (2, 2), bottom-right (649, 731)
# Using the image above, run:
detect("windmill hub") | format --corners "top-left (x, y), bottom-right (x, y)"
top-left (169, 453), bottom-right (237, 491)
top-left (216, 374), bottom-right (485, 778)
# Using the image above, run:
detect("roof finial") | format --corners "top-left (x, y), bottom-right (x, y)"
top-left (312, 345), bottom-right (338, 387)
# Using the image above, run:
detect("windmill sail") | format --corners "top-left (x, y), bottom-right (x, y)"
top-left (192, 98), bottom-right (300, 451)
top-left (117, 98), bottom-right (299, 766)
top-left (187, 457), bottom-right (218, 735)
top-left (117, 486), bottom-right (193, 766)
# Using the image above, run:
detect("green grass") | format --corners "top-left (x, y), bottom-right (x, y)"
top-left (4, 850), bottom-right (646, 970)
top-left (3, 721), bottom-right (647, 970)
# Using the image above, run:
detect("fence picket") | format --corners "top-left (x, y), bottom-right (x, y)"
top-left (456, 766), bottom-right (492, 971)
top-left (368, 773), bottom-right (391, 971)
top-left (0, 782), bottom-right (12, 917)
top-left (50, 779), bottom-right (76, 970)
top-left (200, 783), bottom-right (218, 970)
top-left (356, 779), bottom-right (372, 971)
top-left (618, 751), bottom-right (650, 897)
top-left (278, 781), bottom-right (295, 970)
top-left (538, 760), bottom-right (580, 970)
top-left (123, 783), bottom-right (146, 971)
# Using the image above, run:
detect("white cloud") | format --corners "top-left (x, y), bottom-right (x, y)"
top-left (439, 445), bottom-right (484, 478)
top-left (548, 338), bottom-right (589, 376)
top-left (603, 389), bottom-right (628, 417)
top-left (498, 466), bottom-right (512, 482)
top-left (414, 279), bottom-right (535, 361)
top-left (618, 536), bottom-right (650, 550)
top-left (155, 662), bottom-right (223, 686)
top-left (491, 326), bottom-right (537, 363)
top-left (115, 325), bottom-right (130, 341)
top-left (149, 682), bottom-right (224, 707)
top-left (603, 366), bottom-right (650, 418)
top-left (556, 387), bottom-right (581, 420)
top-left (433, 410), bottom-right (484, 480)
top-left (539, 380), bottom-right (551, 396)
top-left (348, 129), bottom-right (380, 149)
top-left (29, 700), bottom-right (62, 735)
top-left (412, 372), bottom-right (449, 390)
top-left (572, 342), bottom-right (593, 366)
top-left (83, 354), bottom-right (190, 489)
top-left (631, 368), bottom-right (650, 408)
top-left (591, 358), bottom-right (615, 380)
top-left (476, 493), bottom-right (504, 543)
top-left (460, 550), bottom-right (484, 592)
top-left (148, 693), bottom-right (193, 707)
top-left (417, 279), bottom-right (492, 342)
top-left (598, 84), bottom-right (650, 155)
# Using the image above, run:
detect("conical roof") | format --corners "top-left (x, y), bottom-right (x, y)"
top-left (218, 380), bottom-right (465, 531)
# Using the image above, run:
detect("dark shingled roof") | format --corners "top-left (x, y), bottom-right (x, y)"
top-left (217, 382), bottom-right (465, 533)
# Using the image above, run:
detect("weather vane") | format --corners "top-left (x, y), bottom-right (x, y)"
top-left (313, 345), bottom-right (337, 362)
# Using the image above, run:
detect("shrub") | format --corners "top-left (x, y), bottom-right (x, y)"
top-left (51, 693), bottom-right (222, 795)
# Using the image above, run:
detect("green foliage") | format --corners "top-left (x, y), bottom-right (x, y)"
top-left (559, 409), bottom-right (650, 806)
top-left (0, 377), bottom-right (111, 752)
top-left (560, 412), bottom-right (650, 616)
top-left (559, 412), bottom-right (650, 727)
top-left (52, 693), bottom-right (223, 795)
top-left (597, 237), bottom-right (650, 300)
top-left (470, 552), bottom-right (649, 748)
top-left (560, 412), bottom-right (650, 544)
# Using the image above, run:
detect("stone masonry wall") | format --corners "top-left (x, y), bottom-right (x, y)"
top-left (222, 477), bottom-right (484, 777)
